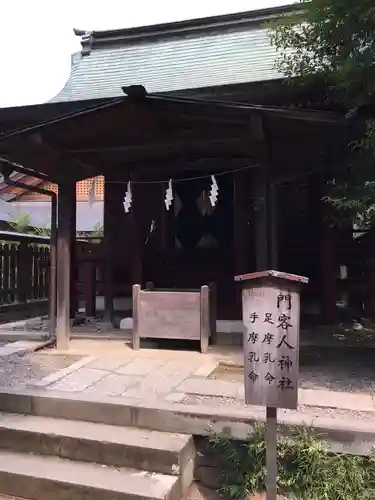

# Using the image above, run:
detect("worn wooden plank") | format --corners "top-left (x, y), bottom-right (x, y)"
top-left (132, 284), bottom-right (141, 350)
top-left (200, 285), bottom-right (210, 354)
top-left (138, 290), bottom-right (201, 340)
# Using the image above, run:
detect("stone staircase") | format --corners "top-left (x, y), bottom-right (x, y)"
top-left (0, 411), bottom-right (195, 500)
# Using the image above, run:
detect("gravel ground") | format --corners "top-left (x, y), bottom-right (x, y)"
top-left (0, 352), bottom-right (83, 389)
top-left (181, 394), bottom-right (375, 422)
top-left (211, 346), bottom-right (375, 394)
top-left (298, 347), bottom-right (375, 393)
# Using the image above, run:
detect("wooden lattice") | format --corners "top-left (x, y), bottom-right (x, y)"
top-left (18, 176), bottom-right (104, 201)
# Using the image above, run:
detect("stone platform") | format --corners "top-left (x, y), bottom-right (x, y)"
top-left (0, 339), bottom-right (373, 498)
top-left (0, 340), bottom-right (371, 455)
top-left (0, 340), bottom-right (374, 449)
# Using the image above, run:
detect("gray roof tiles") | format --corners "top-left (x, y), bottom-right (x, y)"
top-left (52, 6), bottom-right (293, 103)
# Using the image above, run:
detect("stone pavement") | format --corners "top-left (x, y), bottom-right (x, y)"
top-left (15, 340), bottom-right (375, 423)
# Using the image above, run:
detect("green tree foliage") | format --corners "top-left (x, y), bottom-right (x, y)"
top-left (270, 0), bottom-right (375, 226)
top-left (8, 211), bottom-right (103, 238)
top-left (8, 211), bottom-right (32, 233)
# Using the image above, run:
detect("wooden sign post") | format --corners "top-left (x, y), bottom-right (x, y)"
top-left (235, 270), bottom-right (308, 500)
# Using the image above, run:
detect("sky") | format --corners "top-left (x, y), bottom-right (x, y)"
top-left (0, 0), bottom-right (292, 108)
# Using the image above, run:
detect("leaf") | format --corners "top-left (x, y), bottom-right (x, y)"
top-left (270, 0), bottom-right (375, 225)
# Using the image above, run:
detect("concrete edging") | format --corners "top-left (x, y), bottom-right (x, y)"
top-left (0, 340), bottom-right (52, 358)
top-left (0, 388), bottom-right (373, 456)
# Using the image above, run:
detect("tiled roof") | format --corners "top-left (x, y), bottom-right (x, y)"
top-left (52, 5), bottom-right (297, 103)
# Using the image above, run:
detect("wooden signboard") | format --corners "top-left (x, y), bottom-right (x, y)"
top-left (235, 271), bottom-right (308, 410)
top-left (235, 271), bottom-right (308, 500)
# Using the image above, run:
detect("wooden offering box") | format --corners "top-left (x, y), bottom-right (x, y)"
top-left (132, 284), bottom-right (215, 353)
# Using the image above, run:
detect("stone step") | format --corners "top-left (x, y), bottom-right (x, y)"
top-left (0, 412), bottom-right (194, 490)
top-left (0, 450), bottom-right (180, 500)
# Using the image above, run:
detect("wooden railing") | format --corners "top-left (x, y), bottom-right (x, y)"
top-left (0, 231), bottom-right (50, 306)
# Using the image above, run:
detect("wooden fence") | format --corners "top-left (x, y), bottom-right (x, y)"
top-left (0, 231), bottom-right (50, 306)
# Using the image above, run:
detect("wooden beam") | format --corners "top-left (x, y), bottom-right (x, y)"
top-left (0, 148), bottom-right (61, 181)
top-left (77, 154), bottom-right (258, 178)
top-left (30, 132), bottom-right (97, 179)
top-left (0, 135), bottom-right (93, 182)
top-left (56, 178), bottom-right (75, 349)
top-left (146, 94), bottom-right (348, 124)
top-left (63, 135), bottom-right (253, 155)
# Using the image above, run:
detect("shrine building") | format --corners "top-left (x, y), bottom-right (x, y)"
top-left (0, 4), bottom-right (362, 348)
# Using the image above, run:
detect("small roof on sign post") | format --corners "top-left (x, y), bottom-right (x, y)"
top-left (234, 270), bottom-right (309, 285)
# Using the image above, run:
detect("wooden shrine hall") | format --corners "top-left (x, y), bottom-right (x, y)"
top-left (0, 5), bottom-right (356, 348)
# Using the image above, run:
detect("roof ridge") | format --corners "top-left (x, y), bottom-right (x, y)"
top-left (74, 4), bottom-right (301, 54)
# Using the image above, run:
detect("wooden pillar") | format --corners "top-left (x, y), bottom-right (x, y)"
top-left (234, 170), bottom-right (249, 317)
top-left (131, 183), bottom-right (143, 286)
top-left (268, 183), bottom-right (278, 269)
top-left (318, 181), bottom-right (337, 324)
top-left (252, 168), bottom-right (278, 269)
top-left (308, 174), bottom-right (337, 324)
top-left (160, 183), bottom-right (168, 251)
top-left (103, 177), bottom-right (116, 322)
top-left (56, 179), bottom-right (75, 349)
top-left (83, 260), bottom-right (96, 317)
top-left (253, 166), bottom-right (269, 271)
top-left (320, 216), bottom-right (337, 324)
top-left (234, 170), bottom-right (248, 275)
top-left (69, 182), bottom-right (77, 318)
top-left (252, 167), bottom-right (279, 500)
